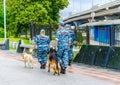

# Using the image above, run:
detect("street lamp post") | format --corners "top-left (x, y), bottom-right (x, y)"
top-left (4, 0), bottom-right (6, 40)
top-left (91, 0), bottom-right (95, 22)
top-left (92, 0), bottom-right (93, 8)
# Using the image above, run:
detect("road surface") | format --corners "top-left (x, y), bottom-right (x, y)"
top-left (0, 50), bottom-right (119, 85)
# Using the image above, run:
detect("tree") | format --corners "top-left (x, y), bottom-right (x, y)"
top-left (0, 0), bottom-right (4, 27)
top-left (7, 0), bottom-right (49, 37)
top-left (42, 0), bottom-right (69, 39)
top-left (7, 0), bottom-right (69, 38)
top-left (42, 0), bottom-right (69, 25)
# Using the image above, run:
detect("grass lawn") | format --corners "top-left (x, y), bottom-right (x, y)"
top-left (0, 37), bottom-right (31, 44)
top-left (73, 52), bottom-right (77, 59)
top-left (0, 37), bottom-right (30, 50)
top-left (0, 37), bottom-right (56, 50)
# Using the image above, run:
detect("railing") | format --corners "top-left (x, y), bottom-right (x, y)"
top-left (76, 24), bottom-right (120, 47)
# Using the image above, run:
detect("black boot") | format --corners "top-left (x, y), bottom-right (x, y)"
top-left (40, 62), bottom-right (43, 69)
top-left (68, 60), bottom-right (72, 66)
top-left (60, 65), bottom-right (63, 73)
top-left (61, 66), bottom-right (66, 74)
top-left (42, 64), bottom-right (46, 69)
top-left (61, 68), bottom-right (66, 74)
top-left (62, 69), bottom-right (66, 74)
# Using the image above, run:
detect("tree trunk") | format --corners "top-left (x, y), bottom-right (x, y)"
top-left (49, 25), bottom-right (52, 40)
top-left (25, 28), bottom-right (28, 39)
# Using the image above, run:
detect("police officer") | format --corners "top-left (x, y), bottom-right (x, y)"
top-left (55, 21), bottom-right (71, 74)
top-left (34, 29), bottom-right (50, 69)
top-left (65, 25), bottom-right (76, 66)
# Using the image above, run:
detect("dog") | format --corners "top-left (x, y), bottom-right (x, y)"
top-left (47, 48), bottom-right (61, 75)
top-left (22, 52), bottom-right (34, 69)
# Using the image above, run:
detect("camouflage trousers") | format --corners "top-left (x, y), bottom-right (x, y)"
top-left (57, 45), bottom-right (68, 69)
top-left (68, 45), bottom-right (74, 61)
top-left (37, 46), bottom-right (49, 65)
top-left (37, 50), bottom-right (48, 65)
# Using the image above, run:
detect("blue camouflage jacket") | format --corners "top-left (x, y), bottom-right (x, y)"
top-left (35, 35), bottom-right (50, 51)
top-left (56, 28), bottom-right (71, 46)
top-left (68, 29), bottom-right (76, 45)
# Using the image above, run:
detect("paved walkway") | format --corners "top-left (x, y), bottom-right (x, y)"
top-left (0, 50), bottom-right (120, 85)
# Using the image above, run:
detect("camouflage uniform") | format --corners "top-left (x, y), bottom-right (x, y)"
top-left (35, 35), bottom-right (50, 66)
top-left (56, 28), bottom-right (71, 70)
top-left (68, 29), bottom-right (76, 62)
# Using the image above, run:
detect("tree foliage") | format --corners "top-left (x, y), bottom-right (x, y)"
top-left (0, 0), bottom-right (10, 37)
top-left (0, 3), bottom-right (4, 27)
top-left (42, 0), bottom-right (69, 25)
top-left (0, 0), bottom-right (6, 28)
top-left (7, 0), bottom-right (69, 37)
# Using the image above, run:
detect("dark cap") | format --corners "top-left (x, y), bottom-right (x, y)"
top-left (58, 21), bottom-right (65, 27)
top-left (40, 29), bottom-right (45, 33)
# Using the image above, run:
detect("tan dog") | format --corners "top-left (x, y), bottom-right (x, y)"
top-left (47, 48), bottom-right (61, 75)
top-left (22, 52), bottom-right (34, 69)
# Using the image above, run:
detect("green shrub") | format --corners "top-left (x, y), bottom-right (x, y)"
top-left (74, 31), bottom-right (85, 47)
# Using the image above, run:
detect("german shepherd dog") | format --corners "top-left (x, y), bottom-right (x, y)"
top-left (47, 48), bottom-right (61, 75)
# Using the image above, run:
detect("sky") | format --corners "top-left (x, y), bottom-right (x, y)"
top-left (60, 0), bottom-right (115, 19)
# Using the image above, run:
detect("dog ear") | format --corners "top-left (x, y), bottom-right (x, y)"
top-left (53, 49), bottom-right (57, 53)
top-left (50, 48), bottom-right (52, 52)
top-left (50, 47), bottom-right (54, 53)
top-left (47, 51), bottom-right (50, 54)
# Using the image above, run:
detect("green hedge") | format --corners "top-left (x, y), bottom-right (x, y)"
top-left (107, 47), bottom-right (120, 69)
top-left (94, 46), bottom-right (110, 67)
top-left (73, 45), bottom-right (120, 70)
top-left (73, 45), bottom-right (87, 63)
top-left (83, 45), bottom-right (99, 65)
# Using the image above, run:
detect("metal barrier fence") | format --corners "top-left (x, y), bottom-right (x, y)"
top-left (74, 23), bottom-right (120, 70)
top-left (76, 24), bottom-right (120, 47)
top-left (114, 25), bottom-right (120, 46)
